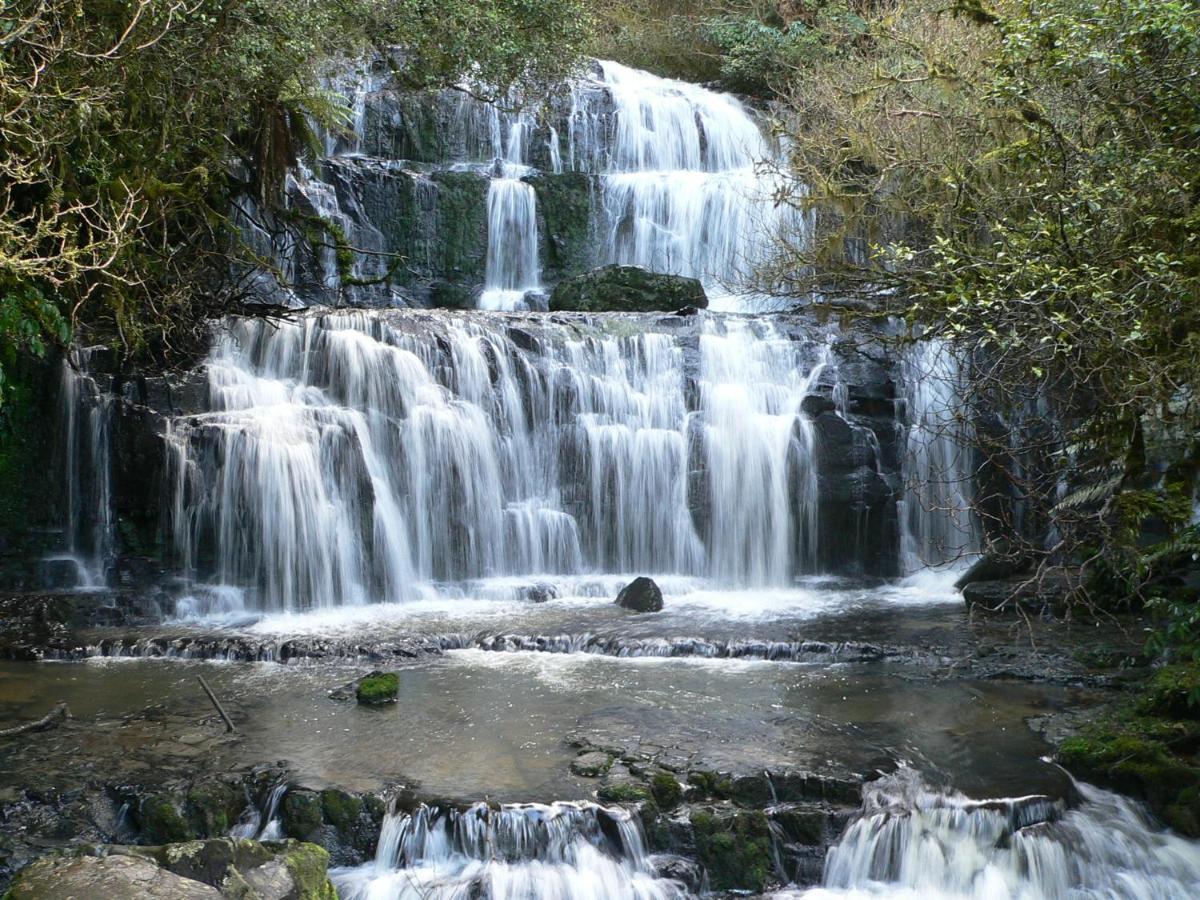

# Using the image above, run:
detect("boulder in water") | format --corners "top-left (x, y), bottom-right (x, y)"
top-left (549, 265), bottom-right (707, 313)
top-left (615, 577), bottom-right (663, 613)
top-left (354, 671), bottom-right (400, 706)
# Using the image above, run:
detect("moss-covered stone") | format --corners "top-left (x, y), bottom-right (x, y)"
top-left (319, 788), bottom-right (364, 832)
top-left (529, 172), bottom-right (595, 280)
top-left (280, 789), bottom-right (325, 840)
top-left (689, 808), bottom-right (775, 892)
top-left (137, 795), bottom-right (191, 845)
top-left (356, 671), bottom-right (399, 705)
top-left (432, 170), bottom-right (488, 281)
top-left (597, 782), bottom-right (651, 804)
top-left (549, 265), bottom-right (708, 313)
top-left (1059, 724), bottom-right (1200, 836)
top-left (687, 770), bottom-right (733, 800)
top-left (185, 781), bottom-right (241, 837)
top-left (278, 840), bottom-right (339, 900)
top-left (650, 773), bottom-right (683, 810)
top-left (1137, 664), bottom-right (1200, 720)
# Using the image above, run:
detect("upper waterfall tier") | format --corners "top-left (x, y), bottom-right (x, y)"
top-left (238, 59), bottom-right (805, 314)
top-left (162, 309), bottom-right (900, 612)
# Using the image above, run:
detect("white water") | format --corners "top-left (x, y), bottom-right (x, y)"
top-left (166, 312), bottom-right (832, 611)
top-left (481, 115), bottom-right (543, 311)
top-left (899, 341), bottom-right (977, 571)
top-left (56, 353), bottom-right (114, 588)
top-left (332, 801), bottom-right (686, 900)
top-left (576, 61), bottom-right (802, 311)
top-left (781, 768), bottom-right (1200, 899)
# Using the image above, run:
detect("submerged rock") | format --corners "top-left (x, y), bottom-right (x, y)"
top-left (614, 577), bottom-right (663, 613)
top-left (549, 265), bottom-right (707, 313)
top-left (571, 751), bottom-right (613, 777)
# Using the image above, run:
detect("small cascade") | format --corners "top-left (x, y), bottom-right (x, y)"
top-left (54, 352), bottom-right (115, 588)
top-left (575, 61), bottom-right (802, 311)
top-left (165, 311), bottom-right (833, 611)
top-left (331, 801), bottom-right (688, 899)
top-left (798, 768), bottom-right (1200, 899)
top-left (481, 116), bottom-right (542, 311)
top-left (230, 782), bottom-right (288, 841)
top-left (899, 340), bottom-right (977, 571)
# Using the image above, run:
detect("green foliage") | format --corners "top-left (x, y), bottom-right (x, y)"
top-left (0, 0), bottom-right (591, 388)
top-left (774, 0), bottom-right (1200, 624)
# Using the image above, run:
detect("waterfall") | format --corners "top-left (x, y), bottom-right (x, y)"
top-left (481, 115), bottom-right (544, 311)
top-left (899, 340), bottom-right (977, 571)
top-left (165, 311), bottom-right (830, 611)
top-left (577, 61), bottom-right (802, 312)
top-left (54, 353), bottom-right (114, 588)
top-left (331, 801), bottom-right (687, 899)
top-left (785, 768), bottom-right (1200, 899)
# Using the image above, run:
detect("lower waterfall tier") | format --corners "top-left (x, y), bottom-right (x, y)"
top-left (160, 310), bottom-right (903, 612)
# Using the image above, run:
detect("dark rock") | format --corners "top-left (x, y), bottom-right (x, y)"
top-left (961, 571), bottom-right (1077, 612)
top-left (954, 549), bottom-right (1033, 590)
top-left (549, 266), bottom-right (707, 314)
top-left (615, 577), bottom-right (663, 613)
top-left (280, 790), bottom-right (324, 841)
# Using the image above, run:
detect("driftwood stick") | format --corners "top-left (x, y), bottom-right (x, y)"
top-left (197, 675), bottom-right (236, 733)
top-left (0, 701), bottom-right (70, 738)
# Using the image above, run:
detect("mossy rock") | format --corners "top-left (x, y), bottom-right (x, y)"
top-left (1137, 664), bottom-right (1200, 720)
top-left (281, 789), bottom-right (325, 840)
top-left (137, 795), bottom-right (191, 845)
top-left (687, 770), bottom-right (733, 800)
top-left (319, 788), bottom-right (364, 833)
top-left (276, 840), bottom-right (339, 900)
top-left (549, 265), bottom-right (708, 314)
top-left (356, 671), bottom-right (399, 706)
top-left (1059, 725), bottom-right (1200, 836)
top-left (689, 808), bottom-right (775, 892)
top-left (185, 781), bottom-right (241, 837)
top-left (650, 773), bottom-right (683, 810)
top-left (597, 782), bottom-right (651, 804)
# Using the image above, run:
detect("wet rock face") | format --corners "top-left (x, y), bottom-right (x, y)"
top-left (550, 265), bottom-right (708, 313)
top-left (615, 576), bottom-right (664, 613)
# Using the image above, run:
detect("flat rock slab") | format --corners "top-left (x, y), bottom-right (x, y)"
top-left (6, 854), bottom-right (221, 899)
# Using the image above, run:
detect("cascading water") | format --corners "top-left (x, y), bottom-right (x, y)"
top-left (331, 801), bottom-right (687, 900)
top-left (575, 61), bottom-right (802, 311)
top-left (165, 311), bottom-right (829, 612)
top-left (899, 340), bottom-right (977, 572)
top-left (53, 352), bottom-right (115, 588)
top-left (480, 116), bottom-right (543, 311)
top-left (783, 768), bottom-right (1200, 899)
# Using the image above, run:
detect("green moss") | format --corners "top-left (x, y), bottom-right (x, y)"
top-left (320, 788), bottom-right (363, 831)
top-left (356, 672), bottom-right (399, 706)
top-left (689, 808), bottom-right (774, 892)
top-left (281, 790), bottom-right (325, 839)
top-left (1137, 665), bottom-right (1200, 720)
top-left (185, 782), bottom-right (240, 837)
top-left (687, 770), bottom-right (733, 799)
top-left (529, 172), bottom-right (594, 279)
top-left (597, 782), bottom-right (651, 804)
top-left (280, 841), bottom-right (338, 900)
top-left (650, 773), bottom-right (683, 810)
top-left (432, 170), bottom-right (488, 279)
top-left (138, 796), bottom-right (191, 845)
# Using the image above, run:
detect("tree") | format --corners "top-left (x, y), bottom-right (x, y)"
top-left (768, 0), bottom-right (1200, 620)
top-left (0, 0), bottom-right (592, 397)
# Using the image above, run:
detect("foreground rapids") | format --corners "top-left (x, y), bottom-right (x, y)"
top-left (332, 802), bottom-right (686, 899)
top-left (786, 769), bottom-right (1200, 900)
